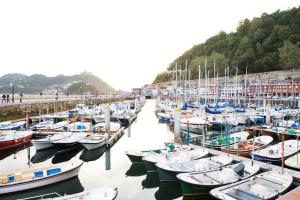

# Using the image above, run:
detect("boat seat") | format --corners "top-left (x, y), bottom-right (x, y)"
top-left (14, 172), bottom-right (22, 182)
top-left (22, 173), bottom-right (34, 181)
top-left (0, 176), bottom-right (9, 184)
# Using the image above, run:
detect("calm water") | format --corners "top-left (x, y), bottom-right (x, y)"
top-left (0, 100), bottom-right (194, 200)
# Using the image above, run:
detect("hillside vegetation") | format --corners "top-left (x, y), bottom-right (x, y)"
top-left (154, 7), bottom-right (300, 83)
top-left (0, 71), bottom-right (115, 94)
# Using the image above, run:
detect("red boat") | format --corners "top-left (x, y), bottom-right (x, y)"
top-left (0, 131), bottom-right (33, 151)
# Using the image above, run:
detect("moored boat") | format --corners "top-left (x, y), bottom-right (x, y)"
top-left (79, 133), bottom-right (109, 150)
top-left (284, 153), bottom-right (300, 170)
top-left (31, 132), bottom-right (74, 150)
top-left (177, 162), bottom-right (260, 196)
top-left (205, 131), bottom-right (249, 150)
top-left (210, 171), bottom-right (293, 200)
top-left (142, 148), bottom-right (207, 173)
top-left (221, 135), bottom-right (273, 157)
top-left (125, 144), bottom-right (191, 163)
top-left (52, 132), bottom-right (87, 148)
top-left (0, 131), bottom-right (33, 151)
top-left (156, 155), bottom-right (233, 182)
top-left (252, 139), bottom-right (299, 165)
top-left (0, 161), bottom-right (83, 194)
top-left (0, 121), bottom-right (26, 131)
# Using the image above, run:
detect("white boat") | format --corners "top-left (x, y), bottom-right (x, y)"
top-left (32, 121), bottom-right (68, 131)
top-left (0, 121), bottom-right (26, 130)
top-left (52, 132), bottom-right (87, 148)
top-left (52, 187), bottom-right (118, 200)
top-left (284, 153), bottom-right (300, 170)
top-left (31, 132), bottom-right (74, 150)
top-left (142, 148), bottom-right (208, 172)
top-left (180, 117), bottom-right (206, 134)
top-left (79, 133), bottom-right (109, 150)
top-left (252, 139), bottom-right (299, 165)
top-left (210, 171), bottom-right (293, 200)
top-left (93, 122), bottom-right (121, 132)
top-left (177, 162), bottom-right (260, 196)
top-left (0, 161), bottom-right (83, 194)
top-left (156, 155), bottom-right (234, 182)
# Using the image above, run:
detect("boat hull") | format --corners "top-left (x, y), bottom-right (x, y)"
top-left (80, 141), bottom-right (107, 150)
top-left (126, 154), bottom-right (144, 163)
top-left (0, 134), bottom-right (32, 151)
top-left (157, 167), bottom-right (178, 182)
top-left (179, 180), bottom-right (215, 196)
top-left (143, 159), bottom-right (157, 172)
top-left (31, 140), bottom-right (54, 151)
top-left (0, 164), bottom-right (82, 194)
top-left (253, 154), bottom-right (295, 165)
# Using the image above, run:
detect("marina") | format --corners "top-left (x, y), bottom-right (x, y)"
top-left (1, 2), bottom-right (300, 199)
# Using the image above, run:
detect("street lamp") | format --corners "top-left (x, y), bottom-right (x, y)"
top-left (9, 82), bottom-right (15, 103)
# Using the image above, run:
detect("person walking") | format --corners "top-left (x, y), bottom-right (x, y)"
top-left (6, 94), bottom-right (9, 103)
top-left (19, 92), bottom-right (23, 103)
top-left (1, 94), bottom-right (5, 103)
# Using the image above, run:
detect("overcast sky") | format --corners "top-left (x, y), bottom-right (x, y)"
top-left (0, 0), bottom-right (299, 91)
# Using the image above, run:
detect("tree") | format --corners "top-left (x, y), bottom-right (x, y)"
top-left (279, 40), bottom-right (300, 69)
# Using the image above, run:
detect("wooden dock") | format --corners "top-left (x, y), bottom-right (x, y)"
top-left (106, 127), bottom-right (126, 148)
top-left (190, 144), bottom-right (300, 186)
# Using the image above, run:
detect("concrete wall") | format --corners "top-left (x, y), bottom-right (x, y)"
top-left (0, 97), bottom-right (134, 122)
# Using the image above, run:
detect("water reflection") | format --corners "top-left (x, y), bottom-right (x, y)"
top-left (31, 147), bottom-right (58, 163)
top-left (0, 143), bottom-right (32, 160)
top-left (126, 163), bottom-right (146, 177)
top-left (154, 182), bottom-right (182, 200)
top-left (52, 145), bottom-right (83, 164)
top-left (105, 148), bottom-right (111, 170)
top-left (142, 172), bottom-right (160, 188)
top-left (0, 177), bottom-right (84, 200)
top-left (79, 146), bottom-right (107, 162)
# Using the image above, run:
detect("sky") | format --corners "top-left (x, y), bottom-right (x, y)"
top-left (0, 0), bottom-right (299, 91)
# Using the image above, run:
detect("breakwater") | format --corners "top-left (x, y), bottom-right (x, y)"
top-left (0, 96), bottom-right (135, 122)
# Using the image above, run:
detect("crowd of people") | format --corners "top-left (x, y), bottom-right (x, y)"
top-left (1, 92), bottom-right (23, 104)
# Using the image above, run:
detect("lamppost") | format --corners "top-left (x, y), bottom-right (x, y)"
top-left (9, 82), bottom-right (15, 103)
top-left (80, 86), bottom-right (83, 100)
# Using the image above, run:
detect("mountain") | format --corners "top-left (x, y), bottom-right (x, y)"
top-left (0, 71), bottom-right (115, 94)
top-left (153, 6), bottom-right (300, 83)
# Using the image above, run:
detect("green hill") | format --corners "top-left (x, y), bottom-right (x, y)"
top-left (154, 6), bottom-right (300, 83)
top-left (0, 71), bottom-right (115, 94)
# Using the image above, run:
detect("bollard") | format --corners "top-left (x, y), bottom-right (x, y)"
top-left (105, 104), bottom-right (110, 132)
top-left (105, 148), bottom-right (111, 170)
top-left (174, 108), bottom-right (181, 143)
top-left (263, 99), bottom-right (266, 108)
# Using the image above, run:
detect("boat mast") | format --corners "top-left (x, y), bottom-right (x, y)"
top-left (214, 59), bottom-right (216, 105)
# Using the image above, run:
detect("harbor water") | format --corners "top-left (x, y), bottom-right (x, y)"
top-left (0, 100), bottom-right (187, 200)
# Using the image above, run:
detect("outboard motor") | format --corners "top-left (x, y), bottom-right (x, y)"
top-left (234, 161), bottom-right (245, 176)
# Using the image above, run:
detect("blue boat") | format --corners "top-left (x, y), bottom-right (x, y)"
top-left (205, 107), bottom-right (222, 114)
